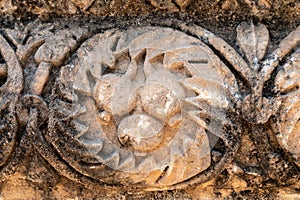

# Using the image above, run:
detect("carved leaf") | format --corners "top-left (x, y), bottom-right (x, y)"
top-left (272, 48), bottom-right (300, 167)
top-left (237, 22), bottom-right (269, 70)
top-left (5, 28), bottom-right (27, 47)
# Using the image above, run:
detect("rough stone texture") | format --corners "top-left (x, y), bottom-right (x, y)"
top-left (0, 0), bottom-right (300, 199)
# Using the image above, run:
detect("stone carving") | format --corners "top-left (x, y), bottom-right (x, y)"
top-left (180, 22), bottom-right (300, 167)
top-left (0, 21), bottom-right (90, 181)
top-left (50, 27), bottom-right (239, 188)
top-left (272, 49), bottom-right (300, 167)
top-left (0, 34), bottom-right (23, 169)
top-left (236, 22), bottom-right (300, 168)
top-left (0, 20), bottom-right (299, 191)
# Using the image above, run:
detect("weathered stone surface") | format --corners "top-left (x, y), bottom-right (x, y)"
top-left (0, 1), bottom-right (299, 198)
top-left (1, 0), bottom-right (300, 24)
top-left (55, 28), bottom-right (237, 185)
top-left (47, 27), bottom-right (238, 188)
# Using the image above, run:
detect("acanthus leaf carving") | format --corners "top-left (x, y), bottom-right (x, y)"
top-left (5, 21), bottom-right (54, 65)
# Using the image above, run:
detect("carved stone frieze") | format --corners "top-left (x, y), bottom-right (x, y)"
top-left (0, 19), bottom-right (299, 193)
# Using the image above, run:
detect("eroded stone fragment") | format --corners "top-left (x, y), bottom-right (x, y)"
top-left (34, 34), bottom-right (76, 67)
top-left (34, 28), bottom-right (89, 67)
top-left (30, 62), bottom-right (52, 95)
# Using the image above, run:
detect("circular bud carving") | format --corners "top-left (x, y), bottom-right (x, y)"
top-left (49, 27), bottom-right (239, 188)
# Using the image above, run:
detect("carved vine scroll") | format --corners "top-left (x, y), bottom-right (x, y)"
top-left (0, 20), bottom-right (299, 191)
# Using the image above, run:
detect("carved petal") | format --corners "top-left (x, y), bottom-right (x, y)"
top-left (272, 48), bottom-right (300, 167)
top-left (237, 22), bottom-right (269, 70)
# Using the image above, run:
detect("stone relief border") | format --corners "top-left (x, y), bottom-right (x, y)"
top-left (0, 19), bottom-right (299, 191)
